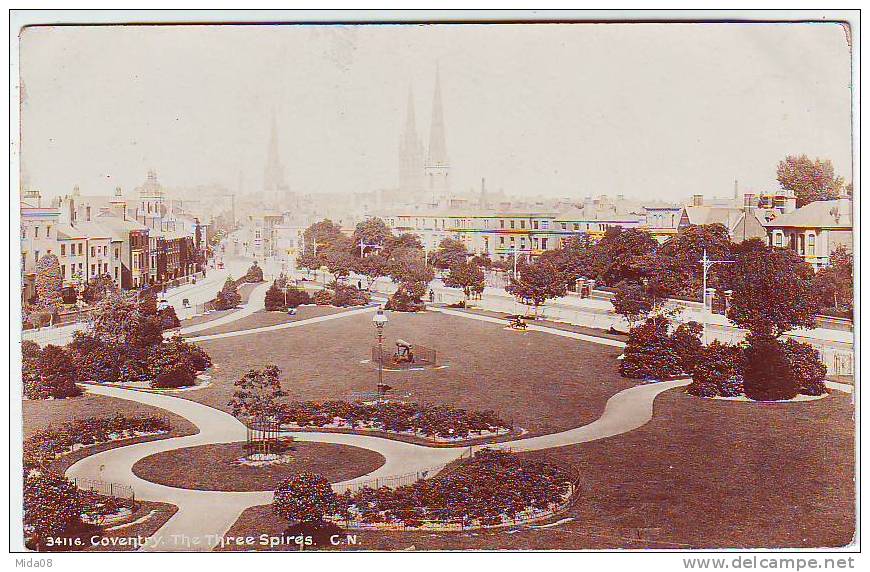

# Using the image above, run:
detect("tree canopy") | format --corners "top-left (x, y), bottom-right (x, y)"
top-left (776, 154), bottom-right (846, 208)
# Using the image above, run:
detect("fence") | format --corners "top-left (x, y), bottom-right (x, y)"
top-left (72, 477), bottom-right (136, 505)
top-left (371, 344), bottom-right (437, 367)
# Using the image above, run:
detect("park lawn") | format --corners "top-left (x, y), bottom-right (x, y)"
top-left (23, 393), bottom-right (198, 440)
top-left (221, 389), bottom-right (855, 550)
top-left (178, 282), bottom-right (260, 329)
top-left (189, 309), bottom-right (635, 436)
top-left (131, 441), bottom-right (385, 492)
top-left (190, 305), bottom-right (350, 337)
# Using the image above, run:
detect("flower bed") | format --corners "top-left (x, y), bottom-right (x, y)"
top-left (326, 450), bottom-right (575, 530)
top-left (277, 400), bottom-right (511, 441)
top-left (24, 414), bottom-right (171, 469)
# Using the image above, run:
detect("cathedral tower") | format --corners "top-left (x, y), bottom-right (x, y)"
top-left (424, 65), bottom-right (450, 204)
top-left (263, 111), bottom-right (289, 201)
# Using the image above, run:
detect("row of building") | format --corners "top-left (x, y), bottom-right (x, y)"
top-left (21, 170), bottom-right (209, 304)
top-left (381, 188), bottom-right (853, 270)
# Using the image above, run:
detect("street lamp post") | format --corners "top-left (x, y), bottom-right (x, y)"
top-left (698, 248), bottom-right (734, 345)
top-left (372, 307), bottom-right (388, 396)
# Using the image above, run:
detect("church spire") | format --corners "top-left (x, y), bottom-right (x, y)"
top-left (427, 64), bottom-right (448, 167)
top-left (264, 109), bottom-right (287, 195)
top-left (399, 84), bottom-right (424, 195)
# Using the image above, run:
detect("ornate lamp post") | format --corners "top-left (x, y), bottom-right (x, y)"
top-left (372, 307), bottom-right (388, 395)
top-left (698, 248), bottom-right (734, 345)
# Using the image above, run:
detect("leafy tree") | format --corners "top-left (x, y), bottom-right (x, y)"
top-left (214, 277), bottom-right (242, 310)
top-left (429, 238), bottom-right (468, 271)
top-left (443, 260), bottom-right (485, 301)
top-left (36, 345), bottom-right (81, 398)
top-left (273, 473), bottom-right (339, 524)
top-left (385, 282), bottom-right (427, 312)
top-left (299, 219), bottom-right (347, 271)
top-left (22, 341), bottom-right (47, 399)
top-left (89, 290), bottom-right (140, 346)
top-left (82, 273), bottom-right (117, 304)
top-left (322, 247), bottom-right (355, 281)
top-left (612, 280), bottom-right (654, 326)
top-left (24, 470), bottom-right (83, 550)
top-left (776, 154), bottom-right (845, 208)
top-left (505, 258), bottom-right (567, 317)
top-left (228, 365), bottom-right (287, 420)
top-left (34, 253), bottom-right (64, 323)
top-left (383, 232), bottom-right (423, 258)
top-left (742, 333), bottom-right (800, 401)
top-left (813, 245), bottom-right (853, 315)
top-left (538, 235), bottom-right (593, 284)
top-left (68, 332), bottom-right (121, 385)
top-left (584, 227), bottom-right (658, 287)
top-left (656, 223), bottom-right (733, 299)
top-left (157, 305), bottom-right (180, 330)
top-left (727, 239), bottom-right (820, 336)
top-left (353, 253), bottom-right (390, 290)
top-left (351, 217), bottom-right (393, 256)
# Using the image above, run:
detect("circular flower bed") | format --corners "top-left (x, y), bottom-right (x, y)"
top-left (131, 442), bottom-right (385, 492)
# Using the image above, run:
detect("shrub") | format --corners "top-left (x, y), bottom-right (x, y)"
top-left (274, 473), bottom-right (339, 524)
top-left (214, 277), bottom-right (242, 310)
top-left (331, 283), bottom-right (370, 307)
top-left (687, 341), bottom-right (741, 397)
top-left (742, 333), bottom-right (800, 401)
top-left (68, 332), bottom-right (121, 384)
top-left (152, 366), bottom-right (196, 389)
top-left (244, 262), bottom-right (265, 283)
top-left (384, 283), bottom-right (426, 312)
top-left (312, 289), bottom-right (334, 306)
top-left (620, 319), bottom-right (683, 380)
top-left (671, 321), bottom-right (704, 374)
top-left (285, 287), bottom-right (312, 308)
top-left (158, 306), bottom-right (181, 330)
top-left (24, 470), bottom-right (83, 550)
top-left (782, 338), bottom-right (828, 396)
top-left (264, 281), bottom-right (287, 311)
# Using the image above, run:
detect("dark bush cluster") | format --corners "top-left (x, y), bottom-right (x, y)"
top-left (332, 450), bottom-right (574, 528)
top-left (265, 279), bottom-right (313, 311)
top-left (22, 341), bottom-right (82, 400)
top-left (622, 318), bottom-right (827, 401)
top-left (243, 262), bottom-right (265, 283)
top-left (384, 283), bottom-right (426, 312)
top-left (277, 400), bottom-right (510, 440)
top-left (24, 414), bottom-right (171, 469)
top-left (331, 282), bottom-right (371, 307)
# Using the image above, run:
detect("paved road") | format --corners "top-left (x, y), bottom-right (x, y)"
top-left (176, 281), bottom-right (270, 336)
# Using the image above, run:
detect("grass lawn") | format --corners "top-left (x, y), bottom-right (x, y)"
top-left (189, 309), bottom-right (634, 436)
top-left (23, 393), bottom-right (198, 440)
top-left (131, 441), bottom-right (385, 491)
top-left (178, 282), bottom-right (260, 328)
top-left (222, 389), bottom-right (855, 550)
top-left (190, 305), bottom-right (349, 337)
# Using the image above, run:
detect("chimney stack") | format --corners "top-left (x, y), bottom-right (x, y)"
top-left (743, 193), bottom-right (755, 210)
top-left (692, 194), bottom-right (704, 207)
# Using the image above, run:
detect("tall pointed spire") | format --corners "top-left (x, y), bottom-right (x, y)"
top-left (427, 64), bottom-right (448, 166)
top-left (263, 109), bottom-right (287, 196)
top-left (399, 84), bottom-right (424, 196)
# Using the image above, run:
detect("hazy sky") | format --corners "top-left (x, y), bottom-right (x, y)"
top-left (19, 22), bottom-right (853, 201)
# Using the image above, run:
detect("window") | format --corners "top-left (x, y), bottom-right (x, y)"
top-left (21, 227), bottom-right (26, 239)
top-left (46, 225), bottom-right (52, 237)
top-left (91, 264), bottom-right (96, 276)
top-left (520, 220), bottom-right (526, 229)
top-left (61, 244), bottom-right (66, 256)
top-left (115, 267), bottom-right (119, 280)
top-left (807, 234), bottom-right (815, 256)
top-left (61, 265), bottom-right (66, 278)
top-left (91, 246), bottom-right (96, 257)
top-left (533, 221), bottom-right (539, 230)
top-left (115, 248), bottom-right (120, 259)
top-left (103, 263), bottom-right (108, 273)
top-left (78, 243), bottom-right (83, 255)
top-left (35, 226), bottom-right (39, 238)
top-left (561, 223), bottom-right (567, 230)
top-left (573, 223), bottom-right (580, 231)
top-left (499, 237), bottom-right (505, 245)
top-left (542, 238), bottom-right (548, 249)
top-left (500, 220), bottom-right (505, 229)
top-left (510, 220), bottom-right (515, 229)
top-left (774, 233), bottom-right (783, 247)
top-left (35, 250), bottom-right (40, 261)
top-left (541, 221), bottom-right (549, 230)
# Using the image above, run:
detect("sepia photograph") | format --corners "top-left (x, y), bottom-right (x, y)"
top-left (9, 9), bottom-right (859, 562)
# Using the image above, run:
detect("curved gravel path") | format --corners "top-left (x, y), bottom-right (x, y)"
top-left (66, 378), bottom-right (687, 551)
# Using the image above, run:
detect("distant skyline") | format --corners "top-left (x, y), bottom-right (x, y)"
top-left (19, 22), bottom-right (853, 202)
